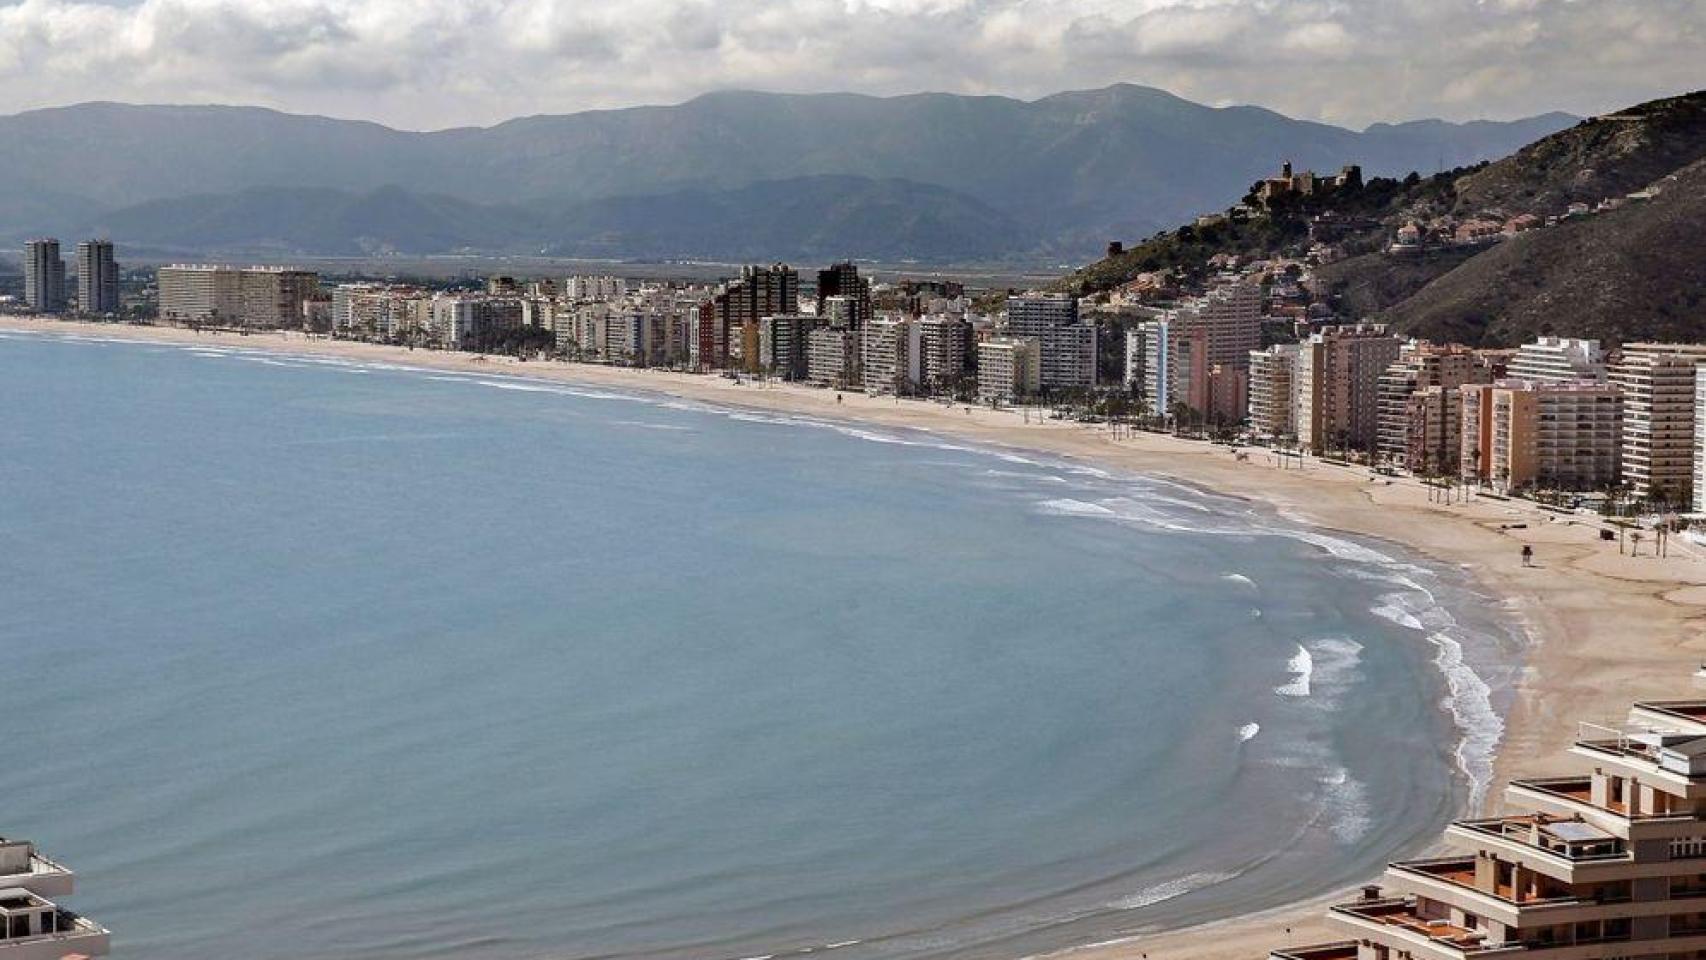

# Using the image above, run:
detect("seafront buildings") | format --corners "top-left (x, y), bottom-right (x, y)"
top-left (977, 337), bottom-right (1041, 404)
top-left (1006, 293), bottom-right (1096, 390)
top-left (1295, 324), bottom-right (1403, 456)
top-left (1277, 699), bottom-right (1706, 960)
top-left (22, 239), bottom-right (65, 314)
top-left (158, 264), bottom-right (320, 328)
top-left (1609, 345), bottom-right (1706, 505)
top-left (1461, 380), bottom-right (1623, 493)
top-left (0, 835), bottom-right (110, 959)
top-left (75, 240), bottom-right (119, 315)
top-left (81, 252), bottom-right (1706, 511)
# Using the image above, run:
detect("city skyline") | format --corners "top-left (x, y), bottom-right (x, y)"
top-left (0, 0), bottom-right (1700, 131)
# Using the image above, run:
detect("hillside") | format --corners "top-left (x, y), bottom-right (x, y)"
top-left (77, 177), bottom-right (1022, 262)
top-left (0, 86), bottom-right (1572, 262)
top-left (1383, 158), bottom-right (1706, 345)
top-left (1062, 90), bottom-right (1706, 348)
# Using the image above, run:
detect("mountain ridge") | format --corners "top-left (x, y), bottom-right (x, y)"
top-left (0, 84), bottom-right (1578, 262)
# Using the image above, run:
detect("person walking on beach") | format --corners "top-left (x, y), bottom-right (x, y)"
top-left (1521, 544), bottom-right (1534, 567)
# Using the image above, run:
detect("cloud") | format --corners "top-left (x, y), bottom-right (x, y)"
top-left (0, 0), bottom-right (1700, 129)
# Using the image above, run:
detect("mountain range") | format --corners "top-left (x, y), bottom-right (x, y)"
top-left (0, 85), bottom-right (1576, 263)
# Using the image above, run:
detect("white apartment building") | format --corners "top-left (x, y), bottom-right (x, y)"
top-left (564, 275), bottom-right (628, 301)
top-left (977, 337), bottom-right (1041, 404)
top-left (0, 836), bottom-right (110, 960)
top-left (1610, 344), bottom-right (1706, 505)
top-left (1249, 344), bottom-right (1300, 439)
top-left (807, 327), bottom-right (859, 389)
top-left (1005, 294), bottom-right (1096, 390)
top-left (1280, 698), bottom-right (1706, 960)
top-left (917, 314), bottom-right (972, 389)
top-left (861, 317), bottom-right (922, 395)
top-left (1507, 337), bottom-right (1608, 383)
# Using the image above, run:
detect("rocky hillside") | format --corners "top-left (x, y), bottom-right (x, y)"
top-left (1065, 90), bottom-right (1706, 348)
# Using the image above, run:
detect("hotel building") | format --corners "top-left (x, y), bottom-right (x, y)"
top-left (1279, 699), bottom-right (1706, 960)
top-left (158, 264), bottom-right (320, 328)
top-left (0, 835), bottom-right (110, 959)
top-left (1609, 345), bottom-right (1706, 506)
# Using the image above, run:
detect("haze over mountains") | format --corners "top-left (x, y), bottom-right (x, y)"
top-left (0, 84), bottom-right (1576, 263)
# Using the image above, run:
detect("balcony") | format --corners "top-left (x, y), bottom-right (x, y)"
top-left (1329, 896), bottom-right (1513, 956)
top-left (1270, 942), bottom-right (1359, 960)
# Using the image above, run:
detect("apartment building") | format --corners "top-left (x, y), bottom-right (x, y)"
top-left (917, 314), bottom-right (972, 390)
top-left (977, 337), bottom-right (1041, 404)
top-left (755, 313), bottom-right (819, 379)
top-left (1249, 344), bottom-right (1300, 439)
top-left (1460, 380), bottom-right (1622, 493)
top-left (1507, 337), bottom-right (1608, 383)
top-left (1005, 293), bottom-right (1096, 390)
top-left (428, 294), bottom-right (523, 351)
top-left (75, 239), bottom-right (119, 315)
top-left (22, 239), bottom-right (65, 314)
top-left (0, 835), bottom-right (111, 959)
top-left (1278, 698), bottom-right (1706, 960)
top-left (1295, 324), bottom-right (1403, 456)
top-left (1172, 283), bottom-right (1265, 369)
top-left (806, 327), bottom-right (859, 389)
top-left (1404, 385), bottom-right (1466, 477)
top-left (861, 317), bottom-right (922, 395)
top-left (1610, 344), bottom-right (1706, 505)
top-left (158, 264), bottom-right (319, 328)
top-left (1377, 343), bottom-right (1493, 467)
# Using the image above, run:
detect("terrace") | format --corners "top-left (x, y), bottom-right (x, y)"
top-left (1329, 896), bottom-right (1505, 954)
top-left (1270, 942), bottom-right (1358, 960)
top-left (1452, 816), bottom-right (1628, 863)
top-left (1389, 857), bottom-right (1590, 907)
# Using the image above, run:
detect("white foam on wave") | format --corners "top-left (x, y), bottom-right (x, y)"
top-left (1320, 767), bottom-right (1374, 844)
top-left (1036, 498), bottom-right (1118, 518)
top-left (1365, 584), bottom-right (1506, 809)
top-left (1109, 871), bottom-right (1239, 910)
top-left (1238, 722), bottom-right (1261, 742)
top-left (1275, 645), bottom-right (1314, 696)
top-left (1222, 573), bottom-right (1255, 587)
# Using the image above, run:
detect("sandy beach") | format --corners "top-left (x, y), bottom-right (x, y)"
top-left (10, 315), bottom-right (1706, 960)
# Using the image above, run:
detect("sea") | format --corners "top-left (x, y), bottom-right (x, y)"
top-left (0, 329), bottom-right (1526, 960)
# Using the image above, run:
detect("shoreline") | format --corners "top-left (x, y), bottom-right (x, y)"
top-left (11, 316), bottom-right (1706, 960)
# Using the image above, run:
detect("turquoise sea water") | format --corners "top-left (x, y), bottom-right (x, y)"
top-left (0, 331), bottom-right (1524, 960)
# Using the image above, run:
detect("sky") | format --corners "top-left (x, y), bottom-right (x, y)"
top-left (0, 0), bottom-right (1701, 130)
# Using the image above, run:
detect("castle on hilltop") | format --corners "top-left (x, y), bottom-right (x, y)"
top-left (1255, 160), bottom-right (1364, 207)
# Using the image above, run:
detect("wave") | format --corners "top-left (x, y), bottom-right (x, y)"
top-left (1320, 767), bottom-right (1374, 845)
top-left (1109, 871), bottom-right (1239, 911)
top-left (1222, 573), bottom-right (1255, 587)
top-left (1238, 722), bottom-right (1261, 742)
top-left (1275, 645), bottom-right (1314, 697)
top-left (1036, 498), bottom-right (1117, 518)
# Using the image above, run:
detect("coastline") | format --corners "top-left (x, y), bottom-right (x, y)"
top-left (10, 316), bottom-right (1706, 960)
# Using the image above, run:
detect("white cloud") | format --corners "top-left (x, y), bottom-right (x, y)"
top-left (0, 0), bottom-right (1700, 128)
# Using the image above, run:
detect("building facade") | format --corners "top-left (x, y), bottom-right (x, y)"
top-left (75, 239), bottom-right (119, 315)
top-left (1006, 293), bottom-right (1096, 390)
top-left (1610, 344), bottom-right (1706, 506)
top-left (1507, 337), bottom-right (1608, 384)
top-left (977, 337), bottom-right (1041, 404)
top-left (22, 239), bottom-right (65, 314)
top-left (1295, 324), bottom-right (1403, 456)
top-left (0, 835), bottom-right (111, 959)
top-left (1279, 698), bottom-right (1706, 960)
top-left (1249, 344), bottom-right (1300, 439)
top-left (1377, 343), bottom-right (1493, 467)
top-left (1461, 380), bottom-right (1622, 493)
top-left (158, 265), bottom-right (320, 328)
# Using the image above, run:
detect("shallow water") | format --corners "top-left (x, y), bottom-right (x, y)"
top-left (0, 332), bottom-right (1525, 960)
